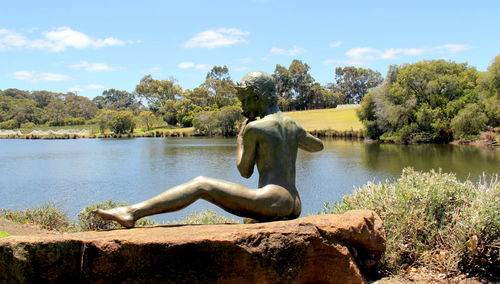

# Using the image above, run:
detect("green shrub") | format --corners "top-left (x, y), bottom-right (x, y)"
top-left (0, 202), bottom-right (71, 231)
top-left (320, 168), bottom-right (499, 280)
top-left (0, 231), bottom-right (12, 238)
top-left (78, 200), bottom-right (157, 231)
top-left (0, 119), bottom-right (18, 129)
top-left (451, 103), bottom-right (488, 139)
top-left (20, 122), bottom-right (36, 128)
top-left (63, 117), bottom-right (86, 126)
top-left (176, 210), bottom-right (239, 224)
top-left (109, 111), bottom-right (135, 134)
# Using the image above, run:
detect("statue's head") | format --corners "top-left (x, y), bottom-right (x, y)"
top-left (236, 71), bottom-right (277, 106)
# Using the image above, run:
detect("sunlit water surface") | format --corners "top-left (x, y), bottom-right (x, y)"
top-left (0, 138), bottom-right (498, 222)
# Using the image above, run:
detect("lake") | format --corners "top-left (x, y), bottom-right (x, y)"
top-left (0, 138), bottom-right (498, 222)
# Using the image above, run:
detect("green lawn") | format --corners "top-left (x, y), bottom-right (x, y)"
top-left (284, 107), bottom-right (363, 131)
top-left (0, 231), bottom-right (12, 238)
top-left (10, 107), bottom-right (363, 136)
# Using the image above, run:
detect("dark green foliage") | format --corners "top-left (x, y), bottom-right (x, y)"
top-left (109, 110), bottom-right (135, 134)
top-left (193, 106), bottom-right (243, 136)
top-left (357, 59), bottom-right (498, 143)
top-left (93, 89), bottom-right (139, 110)
top-left (202, 65), bottom-right (238, 108)
top-left (135, 75), bottom-right (183, 112)
top-left (0, 89), bottom-right (97, 128)
top-left (0, 119), bottom-right (17, 129)
top-left (450, 104), bottom-right (488, 138)
top-left (331, 66), bottom-right (383, 104)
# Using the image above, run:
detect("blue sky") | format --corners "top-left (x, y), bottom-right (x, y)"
top-left (1, 0), bottom-right (499, 99)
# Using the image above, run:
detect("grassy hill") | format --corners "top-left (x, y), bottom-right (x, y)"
top-left (5, 107), bottom-right (363, 138)
top-left (284, 106), bottom-right (363, 131)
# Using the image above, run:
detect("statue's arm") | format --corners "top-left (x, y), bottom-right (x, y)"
top-left (236, 123), bottom-right (257, 178)
top-left (298, 128), bottom-right (324, 152)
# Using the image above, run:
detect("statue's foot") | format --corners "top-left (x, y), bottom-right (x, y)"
top-left (93, 207), bottom-right (136, 228)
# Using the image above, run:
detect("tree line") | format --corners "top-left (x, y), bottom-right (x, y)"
top-left (0, 61), bottom-right (382, 135)
top-left (1, 56), bottom-right (498, 140)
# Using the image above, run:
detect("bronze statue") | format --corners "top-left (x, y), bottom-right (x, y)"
top-left (94, 71), bottom-right (323, 227)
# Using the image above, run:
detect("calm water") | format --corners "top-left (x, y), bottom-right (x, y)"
top-left (0, 138), bottom-right (498, 222)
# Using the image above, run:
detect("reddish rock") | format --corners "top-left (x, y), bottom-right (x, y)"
top-left (0, 210), bottom-right (385, 284)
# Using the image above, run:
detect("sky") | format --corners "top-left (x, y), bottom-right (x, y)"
top-left (1, 0), bottom-right (499, 99)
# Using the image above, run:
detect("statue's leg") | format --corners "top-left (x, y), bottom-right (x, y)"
top-left (94, 176), bottom-right (295, 228)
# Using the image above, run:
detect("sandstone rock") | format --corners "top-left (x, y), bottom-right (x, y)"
top-left (0, 210), bottom-right (385, 284)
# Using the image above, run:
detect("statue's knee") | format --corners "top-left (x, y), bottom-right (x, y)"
top-left (190, 176), bottom-right (211, 192)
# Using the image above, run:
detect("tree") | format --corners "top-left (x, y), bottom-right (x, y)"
top-left (288, 60), bottom-right (315, 110)
top-left (135, 75), bottom-right (182, 112)
top-left (201, 66), bottom-right (238, 108)
top-left (450, 104), bottom-right (488, 138)
top-left (95, 89), bottom-right (138, 110)
top-left (158, 99), bottom-right (177, 125)
top-left (273, 60), bottom-right (318, 110)
top-left (217, 106), bottom-right (243, 136)
top-left (358, 60), bottom-right (482, 143)
top-left (138, 110), bottom-right (156, 130)
top-left (309, 83), bottom-right (341, 109)
top-left (109, 110), bottom-right (135, 134)
top-left (192, 106), bottom-right (242, 136)
top-left (45, 99), bottom-right (67, 125)
top-left (175, 98), bottom-right (204, 127)
top-left (273, 65), bottom-right (294, 111)
top-left (193, 111), bottom-right (219, 136)
top-left (183, 87), bottom-right (210, 107)
top-left (332, 66), bottom-right (383, 104)
top-left (97, 109), bottom-right (114, 134)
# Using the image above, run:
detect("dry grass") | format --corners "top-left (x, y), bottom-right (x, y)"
top-left (284, 107), bottom-right (363, 131)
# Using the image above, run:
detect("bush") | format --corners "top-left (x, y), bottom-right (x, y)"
top-left (175, 210), bottom-right (239, 225)
top-left (78, 200), bottom-right (157, 231)
top-left (451, 103), bottom-right (488, 139)
top-left (109, 111), bottom-right (135, 134)
top-left (0, 202), bottom-right (71, 231)
top-left (320, 168), bottom-right (499, 280)
top-left (63, 117), bottom-right (86, 126)
top-left (0, 119), bottom-right (18, 129)
top-left (20, 122), bottom-right (36, 128)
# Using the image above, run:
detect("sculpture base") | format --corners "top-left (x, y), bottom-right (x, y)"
top-left (0, 210), bottom-right (385, 284)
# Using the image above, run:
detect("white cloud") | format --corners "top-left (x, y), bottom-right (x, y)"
top-left (183, 28), bottom-right (249, 48)
top-left (238, 57), bottom-right (254, 64)
top-left (323, 59), bottom-right (365, 66)
top-left (329, 41), bottom-right (342, 48)
top-left (70, 61), bottom-right (123, 72)
top-left (68, 87), bottom-right (83, 93)
top-left (325, 44), bottom-right (471, 66)
top-left (0, 27), bottom-right (126, 52)
top-left (85, 84), bottom-right (105, 89)
top-left (69, 84), bottom-right (104, 94)
top-left (270, 45), bottom-right (304, 56)
top-left (12, 71), bottom-right (71, 82)
top-left (432, 44), bottom-right (470, 53)
top-left (178, 61), bottom-right (211, 70)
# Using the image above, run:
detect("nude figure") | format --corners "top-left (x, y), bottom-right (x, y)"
top-left (94, 71), bottom-right (323, 227)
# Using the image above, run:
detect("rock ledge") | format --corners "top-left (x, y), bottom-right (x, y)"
top-left (0, 210), bottom-right (385, 284)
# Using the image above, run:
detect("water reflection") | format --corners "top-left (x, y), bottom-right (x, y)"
top-left (361, 142), bottom-right (499, 180)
